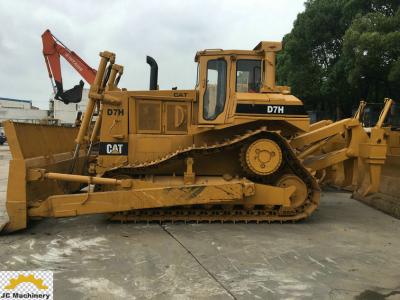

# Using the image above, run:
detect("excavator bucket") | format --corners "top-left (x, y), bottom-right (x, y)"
top-left (0, 121), bottom-right (85, 233)
top-left (55, 80), bottom-right (85, 104)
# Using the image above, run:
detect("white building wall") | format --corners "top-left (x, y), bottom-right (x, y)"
top-left (0, 99), bottom-right (31, 110)
top-left (0, 108), bottom-right (48, 122)
top-left (0, 98), bottom-right (49, 123)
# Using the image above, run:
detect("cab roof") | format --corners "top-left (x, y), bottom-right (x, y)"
top-left (195, 41), bottom-right (282, 61)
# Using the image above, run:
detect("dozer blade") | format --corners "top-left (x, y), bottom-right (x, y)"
top-left (0, 159), bottom-right (9, 232)
top-left (1, 121), bottom-right (85, 233)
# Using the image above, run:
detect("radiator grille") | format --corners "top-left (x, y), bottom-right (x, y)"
top-left (136, 100), bottom-right (161, 133)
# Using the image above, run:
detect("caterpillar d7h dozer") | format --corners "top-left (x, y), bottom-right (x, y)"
top-left (1, 41), bottom-right (396, 233)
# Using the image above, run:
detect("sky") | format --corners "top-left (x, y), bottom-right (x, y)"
top-left (0, 0), bottom-right (305, 109)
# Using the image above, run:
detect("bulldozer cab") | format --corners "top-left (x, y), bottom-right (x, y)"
top-left (195, 41), bottom-right (283, 125)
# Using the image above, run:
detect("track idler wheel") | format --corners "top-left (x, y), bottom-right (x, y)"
top-left (241, 138), bottom-right (282, 176)
top-left (276, 175), bottom-right (307, 208)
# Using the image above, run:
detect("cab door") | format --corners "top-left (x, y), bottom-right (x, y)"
top-left (198, 55), bottom-right (230, 124)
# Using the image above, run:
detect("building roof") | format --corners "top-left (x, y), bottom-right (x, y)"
top-left (0, 97), bottom-right (32, 104)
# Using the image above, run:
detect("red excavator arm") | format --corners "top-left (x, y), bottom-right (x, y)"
top-left (42, 29), bottom-right (97, 104)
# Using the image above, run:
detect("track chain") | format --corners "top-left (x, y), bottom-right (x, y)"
top-left (106, 127), bottom-right (320, 223)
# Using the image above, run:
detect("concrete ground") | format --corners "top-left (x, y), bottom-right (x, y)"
top-left (0, 144), bottom-right (400, 300)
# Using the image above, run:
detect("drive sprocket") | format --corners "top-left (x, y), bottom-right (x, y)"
top-left (240, 138), bottom-right (282, 177)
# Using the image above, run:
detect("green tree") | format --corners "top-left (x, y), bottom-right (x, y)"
top-left (342, 9), bottom-right (400, 101)
top-left (277, 0), bottom-right (400, 119)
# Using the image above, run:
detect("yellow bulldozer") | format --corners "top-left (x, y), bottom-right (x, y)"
top-left (1, 41), bottom-right (398, 233)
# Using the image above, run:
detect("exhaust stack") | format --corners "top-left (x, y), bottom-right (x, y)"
top-left (146, 56), bottom-right (158, 90)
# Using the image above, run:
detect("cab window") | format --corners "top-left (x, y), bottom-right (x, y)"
top-left (203, 59), bottom-right (227, 120)
top-left (236, 60), bottom-right (261, 93)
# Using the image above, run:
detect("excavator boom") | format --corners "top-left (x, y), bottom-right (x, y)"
top-left (42, 29), bottom-right (97, 104)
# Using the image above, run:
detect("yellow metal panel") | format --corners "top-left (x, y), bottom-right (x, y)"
top-left (249, 184), bottom-right (294, 206)
top-left (304, 148), bottom-right (349, 171)
top-left (164, 102), bottom-right (190, 134)
top-left (291, 118), bottom-right (352, 149)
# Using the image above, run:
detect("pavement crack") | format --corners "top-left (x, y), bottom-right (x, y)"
top-left (160, 225), bottom-right (237, 300)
